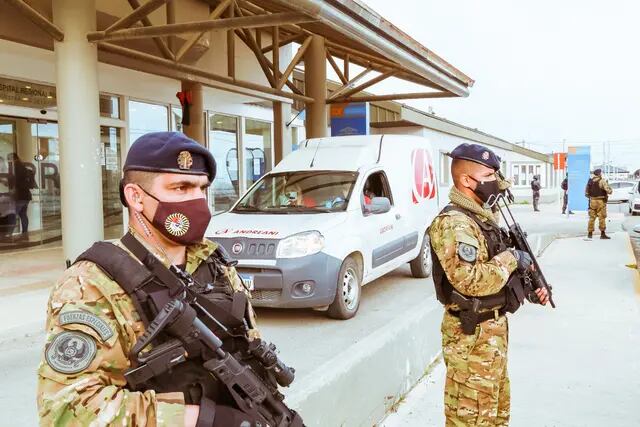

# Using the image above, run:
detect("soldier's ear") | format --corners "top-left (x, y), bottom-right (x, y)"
top-left (123, 183), bottom-right (145, 212)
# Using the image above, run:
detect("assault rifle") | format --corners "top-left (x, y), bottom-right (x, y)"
top-left (124, 299), bottom-right (304, 427)
top-left (493, 192), bottom-right (556, 308)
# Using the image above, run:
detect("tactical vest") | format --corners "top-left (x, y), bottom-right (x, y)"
top-left (75, 233), bottom-right (255, 406)
top-left (587, 177), bottom-right (607, 198)
top-left (430, 205), bottom-right (510, 309)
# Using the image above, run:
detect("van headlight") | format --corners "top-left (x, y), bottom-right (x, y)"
top-left (276, 231), bottom-right (325, 258)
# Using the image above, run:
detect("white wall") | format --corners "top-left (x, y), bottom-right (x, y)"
top-left (374, 125), bottom-right (557, 204)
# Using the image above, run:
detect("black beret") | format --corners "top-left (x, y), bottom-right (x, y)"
top-left (449, 143), bottom-right (501, 171)
top-left (593, 168), bottom-right (602, 175)
top-left (124, 132), bottom-right (216, 180)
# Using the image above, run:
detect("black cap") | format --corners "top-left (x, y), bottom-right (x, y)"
top-left (449, 143), bottom-right (501, 171)
top-left (120, 132), bottom-right (216, 207)
top-left (593, 168), bottom-right (602, 176)
top-left (124, 132), bottom-right (216, 180)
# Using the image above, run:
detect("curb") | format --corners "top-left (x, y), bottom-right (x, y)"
top-left (287, 297), bottom-right (443, 427)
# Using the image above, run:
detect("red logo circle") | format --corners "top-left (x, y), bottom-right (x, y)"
top-left (411, 149), bottom-right (437, 204)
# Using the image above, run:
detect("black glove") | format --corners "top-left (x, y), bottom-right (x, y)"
top-left (213, 405), bottom-right (258, 427)
top-left (511, 249), bottom-right (533, 273)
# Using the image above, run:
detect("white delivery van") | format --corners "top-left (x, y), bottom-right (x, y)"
top-left (207, 135), bottom-right (440, 319)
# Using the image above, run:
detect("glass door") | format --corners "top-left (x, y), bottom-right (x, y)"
top-left (0, 117), bottom-right (61, 249)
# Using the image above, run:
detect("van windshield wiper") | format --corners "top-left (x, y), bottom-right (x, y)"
top-left (233, 204), bottom-right (262, 212)
top-left (284, 206), bottom-right (333, 213)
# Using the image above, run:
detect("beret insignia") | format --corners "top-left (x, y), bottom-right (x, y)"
top-left (177, 151), bottom-right (193, 170)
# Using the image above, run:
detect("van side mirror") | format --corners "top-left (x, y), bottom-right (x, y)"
top-left (365, 197), bottom-right (391, 215)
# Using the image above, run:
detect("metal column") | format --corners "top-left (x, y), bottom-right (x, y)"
top-left (53, 0), bottom-right (103, 262)
top-left (304, 35), bottom-right (327, 138)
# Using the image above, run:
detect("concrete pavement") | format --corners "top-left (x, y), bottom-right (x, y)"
top-left (381, 231), bottom-right (640, 427)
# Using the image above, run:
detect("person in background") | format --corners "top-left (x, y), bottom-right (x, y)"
top-left (8, 153), bottom-right (36, 240)
top-left (561, 173), bottom-right (570, 214)
top-left (283, 183), bottom-right (315, 208)
top-left (531, 174), bottom-right (541, 212)
top-left (585, 168), bottom-right (613, 239)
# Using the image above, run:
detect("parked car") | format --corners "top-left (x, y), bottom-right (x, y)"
top-left (207, 135), bottom-right (440, 319)
top-left (628, 181), bottom-right (640, 216)
top-left (608, 180), bottom-right (636, 203)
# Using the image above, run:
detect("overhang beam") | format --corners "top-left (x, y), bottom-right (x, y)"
top-left (328, 91), bottom-right (455, 104)
top-left (104, 0), bottom-right (171, 33)
top-left (98, 42), bottom-right (313, 103)
top-left (5, 0), bottom-right (64, 41)
top-left (88, 12), bottom-right (316, 42)
top-left (126, 0), bottom-right (174, 60)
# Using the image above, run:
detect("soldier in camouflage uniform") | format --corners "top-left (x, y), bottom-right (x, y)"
top-left (37, 132), bottom-right (261, 426)
top-left (429, 143), bottom-right (549, 426)
top-left (585, 168), bottom-right (613, 239)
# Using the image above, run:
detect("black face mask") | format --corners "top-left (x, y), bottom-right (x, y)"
top-left (468, 176), bottom-right (501, 205)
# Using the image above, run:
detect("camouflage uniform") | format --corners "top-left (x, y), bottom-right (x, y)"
top-left (429, 188), bottom-right (517, 426)
top-left (37, 229), bottom-right (259, 426)
top-left (586, 176), bottom-right (612, 233)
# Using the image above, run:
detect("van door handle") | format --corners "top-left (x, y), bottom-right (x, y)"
top-left (395, 213), bottom-right (402, 220)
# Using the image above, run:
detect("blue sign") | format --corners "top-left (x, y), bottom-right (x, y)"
top-left (567, 146), bottom-right (591, 211)
top-left (330, 102), bottom-right (369, 136)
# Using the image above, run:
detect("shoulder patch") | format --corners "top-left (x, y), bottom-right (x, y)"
top-left (457, 243), bottom-right (478, 263)
top-left (59, 310), bottom-right (114, 341)
top-left (45, 331), bottom-right (97, 374)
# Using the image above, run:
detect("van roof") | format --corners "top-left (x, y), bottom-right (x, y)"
top-left (274, 135), bottom-right (398, 172)
top-left (274, 135), bottom-right (384, 172)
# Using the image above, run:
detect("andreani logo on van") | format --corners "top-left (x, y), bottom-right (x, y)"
top-left (411, 149), bottom-right (437, 204)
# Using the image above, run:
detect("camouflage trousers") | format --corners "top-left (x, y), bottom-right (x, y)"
top-left (588, 198), bottom-right (607, 232)
top-left (442, 311), bottom-right (510, 427)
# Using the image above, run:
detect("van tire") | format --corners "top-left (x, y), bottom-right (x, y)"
top-left (327, 256), bottom-right (362, 320)
top-left (410, 234), bottom-right (432, 278)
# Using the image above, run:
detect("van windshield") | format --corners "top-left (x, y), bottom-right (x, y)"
top-left (233, 171), bottom-right (357, 214)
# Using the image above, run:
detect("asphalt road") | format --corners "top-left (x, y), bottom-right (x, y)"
top-left (3, 202), bottom-right (639, 426)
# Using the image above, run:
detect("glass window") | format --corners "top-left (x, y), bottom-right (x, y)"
top-left (128, 100), bottom-right (168, 145)
top-left (244, 119), bottom-right (272, 188)
top-left (440, 152), bottom-right (451, 185)
top-left (171, 106), bottom-right (183, 133)
top-left (99, 94), bottom-right (121, 119)
top-left (234, 171), bottom-right (356, 214)
top-left (511, 165), bottom-right (519, 187)
top-left (100, 127), bottom-right (123, 240)
top-left (362, 171), bottom-right (393, 213)
top-left (209, 114), bottom-right (239, 213)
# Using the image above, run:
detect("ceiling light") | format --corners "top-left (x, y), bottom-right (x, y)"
top-left (47, 95), bottom-right (53, 99)
top-left (22, 97), bottom-right (29, 101)
top-left (25, 85), bottom-right (31, 89)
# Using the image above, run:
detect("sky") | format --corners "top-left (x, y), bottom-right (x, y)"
top-left (357, 0), bottom-right (640, 172)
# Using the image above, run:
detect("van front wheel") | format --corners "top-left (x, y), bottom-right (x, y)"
top-left (410, 234), bottom-right (432, 278)
top-left (327, 257), bottom-right (362, 320)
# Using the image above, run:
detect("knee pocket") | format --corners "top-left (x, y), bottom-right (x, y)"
top-left (445, 376), bottom-right (499, 426)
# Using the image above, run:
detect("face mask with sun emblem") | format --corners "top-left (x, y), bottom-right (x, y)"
top-left (141, 189), bottom-right (212, 245)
